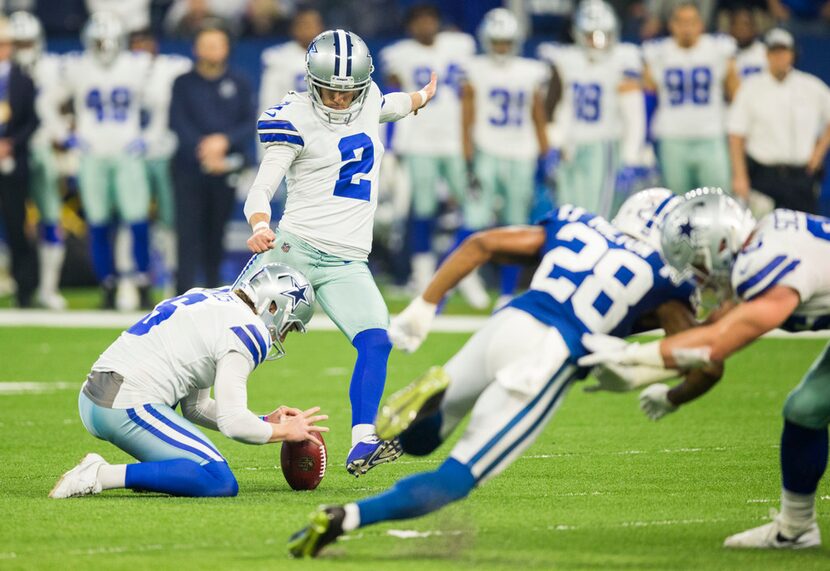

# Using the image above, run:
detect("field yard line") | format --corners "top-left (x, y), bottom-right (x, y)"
top-left (0, 381), bottom-right (78, 394)
top-left (0, 309), bottom-right (828, 338)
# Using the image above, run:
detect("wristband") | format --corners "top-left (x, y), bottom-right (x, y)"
top-left (253, 221), bottom-right (270, 234)
top-left (417, 89), bottom-right (428, 108)
top-left (259, 415), bottom-right (269, 422)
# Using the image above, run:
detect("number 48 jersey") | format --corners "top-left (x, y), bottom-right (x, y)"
top-left (508, 206), bottom-right (695, 357)
top-left (732, 209), bottom-right (830, 332)
top-left (92, 289), bottom-right (271, 408)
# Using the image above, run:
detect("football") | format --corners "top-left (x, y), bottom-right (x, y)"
top-left (280, 434), bottom-right (327, 491)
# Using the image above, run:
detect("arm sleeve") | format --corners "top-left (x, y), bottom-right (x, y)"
top-left (243, 143), bottom-right (299, 221)
top-left (213, 352), bottom-right (272, 445)
top-left (379, 92), bottom-right (413, 123)
top-left (180, 388), bottom-right (218, 431)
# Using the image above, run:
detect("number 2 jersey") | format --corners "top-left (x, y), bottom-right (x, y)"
top-left (732, 209), bottom-right (830, 332)
top-left (643, 34), bottom-right (735, 139)
top-left (91, 289), bottom-right (270, 408)
top-left (508, 206), bottom-right (695, 357)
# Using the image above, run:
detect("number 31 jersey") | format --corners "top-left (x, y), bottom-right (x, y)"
top-left (92, 289), bottom-right (270, 408)
top-left (732, 209), bottom-right (830, 332)
top-left (508, 206), bottom-right (695, 357)
top-left (643, 34), bottom-right (735, 139)
top-left (257, 83), bottom-right (392, 260)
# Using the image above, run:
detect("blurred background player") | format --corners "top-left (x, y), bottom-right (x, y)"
top-left (129, 29), bottom-right (191, 297)
top-left (380, 4), bottom-right (475, 295)
top-left (539, 0), bottom-right (647, 219)
top-left (259, 8), bottom-right (323, 113)
top-left (462, 8), bottom-right (549, 307)
top-left (10, 11), bottom-right (67, 310)
top-left (643, 1), bottom-right (739, 195)
top-left (728, 6), bottom-right (767, 78)
top-left (0, 16), bottom-right (37, 309)
top-left (169, 24), bottom-right (255, 294)
top-left (49, 263), bottom-right (327, 499)
top-left (52, 12), bottom-right (153, 309)
top-left (241, 29), bottom-right (437, 476)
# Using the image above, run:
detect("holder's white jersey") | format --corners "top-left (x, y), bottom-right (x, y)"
top-left (466, 55), bottom-right (548, 160)
top-left (644, 34), bottom-right (736, 139)
top-left (259, 41), bottom-right (308, 115)
top-left (29, 53), bottom-right (68, 148)
top-left (93, 288), bottom-right (270, 409)
top-left (736, 40), bottom-right (766, 78)
top-left (143, 54), bottom-right (192, 159)
top-left (538, 42), bottom-right (642, 144)
top-left (380, 31), bottom-right (475, 156)
top-left (257, 83), bottom-right (408, 259)
top-left (732, 209), bottom-right (830, 332)
top-left (60, 51), bottom-right (152, 156)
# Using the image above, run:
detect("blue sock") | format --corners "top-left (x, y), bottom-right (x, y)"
top-left (124, 459), bottom-right (238, 497)
top-left (350, 329), bottom-right (392, 426)
top-left (411, 217), bottom-right (434, 254)
top-left (130, 221), bottom-right (150, 274)
top-left (399, 411), bottom-right (444, 456)
top-left (781, 420), bottom-right (829, 494)
top-left (42, 223), bottom-right (62, 244)
top-left (500, 265), bottom-right (521, 296)
top-left (356, 458), bottom-right (475, 527)
top-left (88, 224), bottom-right (115, 282)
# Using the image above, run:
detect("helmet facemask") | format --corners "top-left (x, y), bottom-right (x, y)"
top-left (82, 13), bottom-right (125, 67)
top-left (574, 1), bottom-right (619, 61)
top-left (479, 8), bottom-right (523, 63)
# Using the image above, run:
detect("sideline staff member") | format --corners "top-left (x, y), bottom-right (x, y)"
top-left (728, 28), bottom-right (830, 214)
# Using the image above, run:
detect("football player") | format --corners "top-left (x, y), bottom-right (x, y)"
top-left (239, 29), bottom-right (437, 476)
top-left (729, 7), bottom-right (767, 78)
top-left (380, 4), bottom-right (475, 295)
top-left (129, 29), bottom-right (192, 296)
top-left (643, 2), bottom-right (740, 195)
top-left (287, 189), bottom-right (725, 557)
top-left (49, 263), bottom-right (326, 499)
top-left (51, 12), bottom-right (153, 309)
top-left (580, 190), bottom-right (829, 549)
top-left (259, 8), bottom-right (323, 113)
top-left (462, 8), bottom-right (549, 306)
top-left (538, 0), bottom-right (647, 219)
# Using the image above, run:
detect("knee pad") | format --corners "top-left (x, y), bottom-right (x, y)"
top-left (202, 461), bottom-right (239, 497)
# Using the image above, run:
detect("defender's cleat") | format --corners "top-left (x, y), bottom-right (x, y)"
top-left (49, 453), bottom-right (107, 499)
top-left (376, 366), bottom-right (450, 441)
top-left (724, 512), bottom-right (821, 549)
top-left (288, 506), bottom-right (345, 558)
top-left (346, 436), bottom-right (402, 477)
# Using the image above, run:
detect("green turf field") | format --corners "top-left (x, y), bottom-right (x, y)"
top-left (1, 325), bottom-right (828, 570)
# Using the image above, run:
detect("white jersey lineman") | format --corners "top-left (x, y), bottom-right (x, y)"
top-left (732, 209), bottom-right (830, 330)
top-left (259, 41), bottom-right (309, 115)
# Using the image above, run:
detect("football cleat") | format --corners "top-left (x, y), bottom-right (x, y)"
top-left (49, 453), bottom-right (107, 499)
top-left (345, 436), bottom-right (402, 477)
top-left (724, 511), bottom-right (821, 549)
top-left (288, 506), bottom-right (345, 558)
top-left (376, 366), bottom-right (450, 441)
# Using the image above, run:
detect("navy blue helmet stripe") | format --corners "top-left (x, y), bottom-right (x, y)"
top-left (333, 30), bottom-right (341, 76)
top-left (345, 32), bottom-right (353, 76)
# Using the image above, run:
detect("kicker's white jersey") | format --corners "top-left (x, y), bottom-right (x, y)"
top-left (61, 51), bottom-right (152, 156)
top-left (736, 40), bottom-right (766, 78)
top-left (538, 42), bottom-right (642, 144)
top-left (466, 55), bottom-right (548, 160)
top-left (643, 34), bottom-right (736, 139)
top-left (257, 82), bottom-right (398, 260)
top-left (93, 288), bottom-right (270, 408)
top-left (29, 53), bottom-right (68, 148)
top-left (732, 209), bottom-right (830, 332)
top-left (380, 31), bottom-right (475, 156)
top-left (259, 41), bottom-right (308, 114)
top-left (143, 54), bottom-right (192, 159)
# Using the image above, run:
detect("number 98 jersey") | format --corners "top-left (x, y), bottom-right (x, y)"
top-left (258, 82), bottom-right (393, 260)
top-left (508, 206), bottom-right (695, 357)
top-left (643, 34), bottom-right (736, 139)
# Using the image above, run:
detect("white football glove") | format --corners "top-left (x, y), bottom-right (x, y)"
top-left (578, 333), bottom-right (664, 369)
top-left (584, 362), bottom-right (681, 393)
top-left (388, 296), bottom-right (437, 353)
top-left (639, 383), bottom-right (678, 421)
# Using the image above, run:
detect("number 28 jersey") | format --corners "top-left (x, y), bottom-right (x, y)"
top-left (508, 206), bottom-right (695, 357)
top-left (92, 289), bottom-right (270, 408)
top-left (643, 34), bottom-right (735, 139)
top-left (258, 82), bottom-right (395, 260)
